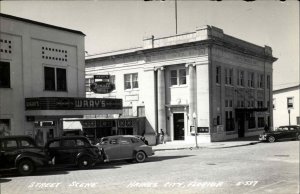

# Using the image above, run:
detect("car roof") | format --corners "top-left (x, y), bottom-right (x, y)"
top-left (48, 136), bottom-right (88, 141)
top-left (101, 135), bottom-right (138, 139)
top-left (0, 135), bottom-right (34, 140)
top-left (278, 125), bottom-right (300, 128)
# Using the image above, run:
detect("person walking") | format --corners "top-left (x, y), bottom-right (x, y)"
top-left (160, 129), bottom-right (165, 144)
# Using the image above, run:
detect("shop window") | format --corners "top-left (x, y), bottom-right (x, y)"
top-left (248, 113), bottom-right (256, 129)
top-left (124, 73), bottom-right (138, 90)
top-left (0, 61), bottom-right (10, 88)
top-left (44, 66), bottom-right (67, 91)
top-left (225, 111), bottom-right (234, 131)
top-left (0, 119), bottom-right (10, 136)
top-left (257, 117), bottom-right (265, 128)
top-left (287, 97), bottom-right (294, 109)
top-left (216, 66), bottom-right (221, 84)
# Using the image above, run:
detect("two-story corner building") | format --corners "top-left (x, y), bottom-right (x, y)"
top-left (273, 85), bottom-right (300, 128)
top-left (0, 13), bottom-right (122, 145)
top-left (85, 25), bottom-right (277, 144)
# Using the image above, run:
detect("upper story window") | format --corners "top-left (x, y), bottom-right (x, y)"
top-left (258, 74), bottom-right (264, 89)
top-left (248, 72), bottom-right (254, 88)
top-left (216, 66), bottom-right (221, 84)
top-left (170, 69), bottom-right (186, 86)
top-left (0, 61), bottom-right (10, 88)
top-left (122, 107), bottom-right (133, 117)
top-left (237, 70), bottom-right (244, 87)
top-left (267, 75), bottom-right (271, 89)
top-left (44, 66), bottom-right (67, 91)
top-left (225, 68), bottom-right (233, 85)
top-left (124, 73), bottom-right (138, 90)
top-left (287, 97), bottom-right (294, 109)
top-left (85, 78), bottom-right (94, 92)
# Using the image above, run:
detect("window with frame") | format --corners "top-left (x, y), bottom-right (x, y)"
top-left (258, 74), bottom-right (264, 88)
top-left (267, 75), bottom-right (270, 89)
top-left (0, 61), bottom-right (10, 88)
top-left (216, 66), bottom-right (221, 84)
top-left (170, 69), bottom-right (186, 86)
top-left (124, 73), bottom-right (138, 89)
top-left (257, 117), bottom-right (265, 128)
top-left (225, 111), bottom-right (234, 131)
top-left (44, 66), bottom-right (67, 91)
top-left (122, 107), bottom-right (133, 117)
top-left (225, 68), bottom-right (233, 85)
top-left (0, 119), bottom-right (10, 136)
top-left (137, 106), bottom-right (145, 117)
top-left (85, 78), bottom-right (94, 92)
top-left (237, 70), bottom-right (244, 86)
top-left (287, 97), bottom-right (294, 109)
top-left (248, 72), bottom-right (254, 88)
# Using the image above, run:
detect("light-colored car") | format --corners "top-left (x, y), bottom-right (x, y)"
top-left (96, 135), bottom-right (154, 163)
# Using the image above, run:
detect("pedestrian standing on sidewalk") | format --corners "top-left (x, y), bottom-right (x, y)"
top-left (160, 129), bottom-right (165, 144)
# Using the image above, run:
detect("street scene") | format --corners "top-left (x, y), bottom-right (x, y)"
top-left (0, 1), bottom-right (299, 194)
top-left (0, 140), bottom-right (299, 194)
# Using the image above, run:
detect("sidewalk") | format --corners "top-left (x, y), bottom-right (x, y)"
top-left (153, 136), bottom-right (260, 151)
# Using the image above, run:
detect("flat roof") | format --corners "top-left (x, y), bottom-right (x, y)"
top-left (0, 13), bottom-right (85, 36)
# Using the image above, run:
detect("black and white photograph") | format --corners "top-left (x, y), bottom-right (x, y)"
top-left (0, 0), bottom-right (299, 193)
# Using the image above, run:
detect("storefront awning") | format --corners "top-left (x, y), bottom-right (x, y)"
top-left (63, 121), bottom-right (83, 131)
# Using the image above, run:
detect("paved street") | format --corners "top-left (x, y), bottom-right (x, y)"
top-left (1, 140), bottom-right (299, 194)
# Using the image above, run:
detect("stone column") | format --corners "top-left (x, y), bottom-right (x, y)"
top-left (157, 67), bottom-right (166, 135)
top-left (186, 63), bottom-right (196, 134)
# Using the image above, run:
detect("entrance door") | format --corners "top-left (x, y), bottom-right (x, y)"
top-left (173, 113), bottom-right (185, 140)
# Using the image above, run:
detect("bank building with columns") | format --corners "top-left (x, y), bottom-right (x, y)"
top-left (85, 25), bottom-right (277, 145)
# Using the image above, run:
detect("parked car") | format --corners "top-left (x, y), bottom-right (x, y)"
top-left (0, 136), bottom-right (50, 176)
top-left (259, 125), bottom-right (300, 143)
top-left (97, 135), bottom-right (154, 163)
top-left (44, 136), bottom-right (105, 169)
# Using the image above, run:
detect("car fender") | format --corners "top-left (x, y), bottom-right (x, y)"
top-left (76, 152), bottom-right (92, 163)
top-left (133, 148), bottom-right (150, 157)
top-left (15, 153), bottom-right (44, 167)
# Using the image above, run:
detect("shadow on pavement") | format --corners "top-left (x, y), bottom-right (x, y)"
top-left (0, 178), bottom-right (12, 183)
top-left (222, 135), bottom-right (259, 142)
top-left (147, 155), bottom-right (194, 162)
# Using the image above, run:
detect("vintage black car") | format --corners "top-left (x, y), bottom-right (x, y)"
top-left (0, 136), bottom-right (50, 176)
top-left (259, 125), bottom-right (300, 143)
top-left (44, 136), bottom-right (104, 168)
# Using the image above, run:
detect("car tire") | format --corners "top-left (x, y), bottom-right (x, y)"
top-left (18, 159), bottom-right (35, 176)
top-left (297, 134), bottom-right (300, 141)
top-left (268, 136), bottom-right (276, 143)
top-left (78, 156), bottom-right (92, 169)
top-left (135, 151), bottom-right (146, 163)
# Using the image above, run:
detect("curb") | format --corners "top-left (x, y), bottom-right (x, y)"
top-left (153, 141), bottom-right (260, 151)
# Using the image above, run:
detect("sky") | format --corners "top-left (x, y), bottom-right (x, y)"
top-left (0, 0), bottom-right (299, 90)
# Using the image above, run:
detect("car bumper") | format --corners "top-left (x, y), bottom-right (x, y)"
top-left (259, 136), bottom-right (267, 141)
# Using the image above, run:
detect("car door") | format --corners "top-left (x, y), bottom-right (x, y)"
top-left (59, 139), bottom-right (78, 165)
top-left (275, 127), bottom-right (288, 140)
top-left (287, 126), bottom-right (297, 139)
top-left (100, 137), bottom-right (120, 161)
top-left (0, 139), bottom-right (18, 168)
top-left (118, 137), bottom-right (134, 159)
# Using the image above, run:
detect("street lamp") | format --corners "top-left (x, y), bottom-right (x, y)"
top-left (192, 112), bottom-right (198, 148)
top-left (288, 109), bottom-right (291, 126)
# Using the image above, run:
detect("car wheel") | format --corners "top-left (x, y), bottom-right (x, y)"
top-left (135, 151), bottom-right (146, 163)
top-left (297, 134), bottom-right (300, 140)
top-left (268, 136), bottom-right (275, 143)
top-left (18, 159), bottom-right (35, 176)
top-left (78, 156), bottom-right (92, 169)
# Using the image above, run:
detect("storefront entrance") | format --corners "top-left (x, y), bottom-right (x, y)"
top-left (173, 113), bottom-right (185, 140)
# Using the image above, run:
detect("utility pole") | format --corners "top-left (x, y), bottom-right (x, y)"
top-left (175, 0), bottom-right (178, 34)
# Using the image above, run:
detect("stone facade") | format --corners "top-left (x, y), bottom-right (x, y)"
top-left (85, 25), bottom-right (277, 144)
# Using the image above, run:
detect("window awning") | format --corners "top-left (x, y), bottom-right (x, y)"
top-left (63, 121), bottom-right (83, 131)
